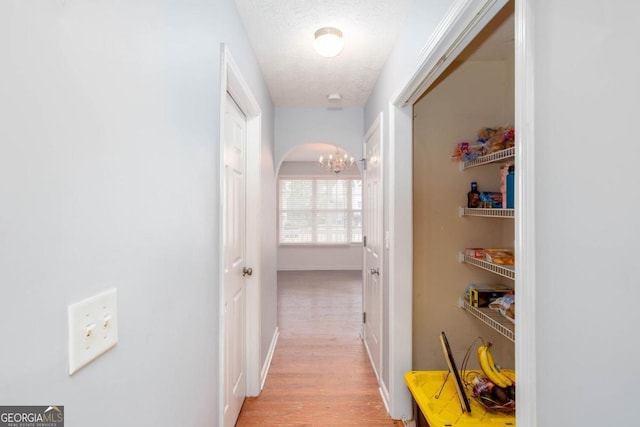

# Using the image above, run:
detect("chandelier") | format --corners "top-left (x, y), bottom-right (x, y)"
top-left (318, 146), bottom-right (356, 174)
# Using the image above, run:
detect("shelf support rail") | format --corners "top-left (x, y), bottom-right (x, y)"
top-left (459, 298), bottom-right (515, 342)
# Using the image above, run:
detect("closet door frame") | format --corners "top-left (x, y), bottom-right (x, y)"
top-left (388, 1), bottom-right (536, 426)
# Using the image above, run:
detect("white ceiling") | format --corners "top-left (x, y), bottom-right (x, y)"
top-left (234, 1), bottom-right (514, 162)
top-left (234, 0), bottom-right (413, 108)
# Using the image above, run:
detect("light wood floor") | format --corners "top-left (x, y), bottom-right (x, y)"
top-left (236, 270), bottom-right (403, 427)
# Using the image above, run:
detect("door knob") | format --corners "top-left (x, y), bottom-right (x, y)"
top-left (242, 267), bottom-right (253, 277)
top-left (369, 268), bottom-right (379, 276)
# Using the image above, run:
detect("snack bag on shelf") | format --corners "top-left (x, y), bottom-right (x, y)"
top-left (484, 249), bottom-right (514, 266)
top-left (465, 284), bottom-right (513, 308)
top-left (480, 191), bottom-right (503, 208)
top-left (465, 248), bottom-right (485, 258)
top-left (452, 141), bottom-right (483, 161)
top-left (453, 126), bottom-right (515, 160)
top-left (504, 127), bottom-right (515, 148)
top-left (477, 126), bottom-right (515, 155)
top-left (489, 295), bottom-right (515, 323)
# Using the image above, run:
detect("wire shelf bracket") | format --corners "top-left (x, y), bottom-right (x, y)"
top-left (459, 297), bottom-right (515, 342)
top-left (460, 147), bottom-right (515, 171)
top-left (460, 253), bottom-right (515, 280)
top-left (459, 207), bottom-right (515, 218)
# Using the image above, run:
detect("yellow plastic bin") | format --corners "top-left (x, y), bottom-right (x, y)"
top-left (405, 371), bottom-right (515, 426)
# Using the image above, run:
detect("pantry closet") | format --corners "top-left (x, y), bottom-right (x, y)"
top-left (412, 1), bottom-right (515, 371)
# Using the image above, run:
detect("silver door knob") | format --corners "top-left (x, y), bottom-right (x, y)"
top-left (242, 267), bottom-right (253, 277)
top-left (369, 268), bottom-right (379, 276)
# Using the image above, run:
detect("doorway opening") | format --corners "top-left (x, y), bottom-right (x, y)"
top-left (276, 142), bottom-right (364, 273)
top-left (235, 143), bottom-right (397, 424)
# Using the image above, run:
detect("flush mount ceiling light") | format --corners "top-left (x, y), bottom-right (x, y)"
top-left (314, 27), bottom-right (344, 58)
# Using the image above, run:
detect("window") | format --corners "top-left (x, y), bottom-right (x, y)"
top-left (279, 178), bottom-right (362, 244)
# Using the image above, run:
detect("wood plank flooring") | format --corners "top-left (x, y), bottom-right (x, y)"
top-left (236, 270), bottom-right (403, 427)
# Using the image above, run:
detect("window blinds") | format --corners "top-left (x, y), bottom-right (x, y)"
top-left (279, 178), bottom-right (362, 244)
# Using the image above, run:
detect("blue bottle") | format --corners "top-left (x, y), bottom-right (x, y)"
top-left (506, 165), bottom-right (515, 209)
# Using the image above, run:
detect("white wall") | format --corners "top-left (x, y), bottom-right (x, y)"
top-left (365, 0), bottom-right (453, 127)
top-left (0, 1), bottom-right (276, 426)
top-left (279, 161), bottom-right (362, 177)
top-left (275, 107), bottom-right (364, 168)
top-left (363, 0), bottom-right (452, 413)
top-left (278, 246), bottom-right (362, 271)
top-left (531, 1), bottom-right (640, 425)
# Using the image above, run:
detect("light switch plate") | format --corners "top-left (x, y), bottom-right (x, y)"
top-left (68, 288), bottom-right (118, 375)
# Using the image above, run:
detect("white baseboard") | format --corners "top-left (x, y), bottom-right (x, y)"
top-left (379, 380), bottom-right (391, 416)
top-left (277, 266), bottom-right (362, 271)
top-left (260, 327), bottom-right (279, 390)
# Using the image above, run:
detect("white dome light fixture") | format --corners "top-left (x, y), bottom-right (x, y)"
top-left (314, 27), bottom-right (344, 58)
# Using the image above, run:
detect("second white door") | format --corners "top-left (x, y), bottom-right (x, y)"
top-left (363, 115), bottom-right (383, 380)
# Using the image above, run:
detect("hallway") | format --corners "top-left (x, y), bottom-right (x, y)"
top-left (236, 270), bottom-right (402, 426)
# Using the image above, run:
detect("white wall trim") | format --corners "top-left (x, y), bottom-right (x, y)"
top-left (219, 44), bottom-right (263, 426)
top-left (363, 335), bottom-right (381, 381)
top-left (514, 1), bottom-right (536, 426)
top-left (245, 112), bottom-right (262, 398)
top-left (379, 381), bottom-right (391, 417)
top-left (386, 102), bottom-right (414, 420)
top-left (260, 327), bottom-right (279, 391)
top-left (277, 266), bottom-right (363, 272)
top-left (218, 45), bottom-right (228, 427)
top-left (397, 0), bottom-right (509, 106)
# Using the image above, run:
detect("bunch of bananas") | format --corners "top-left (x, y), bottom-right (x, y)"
top-left (477, 341), bottom-right (514, 391)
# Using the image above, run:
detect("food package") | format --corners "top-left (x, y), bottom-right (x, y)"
top-left (484, 249), bottom-right (514, 266)
top-left (453, 127), bottom-right (515, 161)
top-left (477, 126), bottom-right (515, 155)
top-left (466, 284), bottom-right (514, 308)
top-left (452, 141), bottom-right (484, 161)
top-left (465, 248), bottom-right (485, 259)
top-left (480, 192), bottom-right (503, 208)
top-left (489, 294), bottom-right (515, 323)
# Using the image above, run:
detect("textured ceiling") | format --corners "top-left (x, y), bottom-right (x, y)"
top-left (234, 1), bottom-right (515, 163)
top-left (234, 0), bottom-right (413, 108)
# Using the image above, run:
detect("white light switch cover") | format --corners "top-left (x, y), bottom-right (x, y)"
top-left (68, 288), bottom-right (118, 375)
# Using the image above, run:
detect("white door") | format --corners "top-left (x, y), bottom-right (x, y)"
top-left (223, 92), bottom-right (250, 427)
top-left (362, 115), bottom-right (383, 380)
